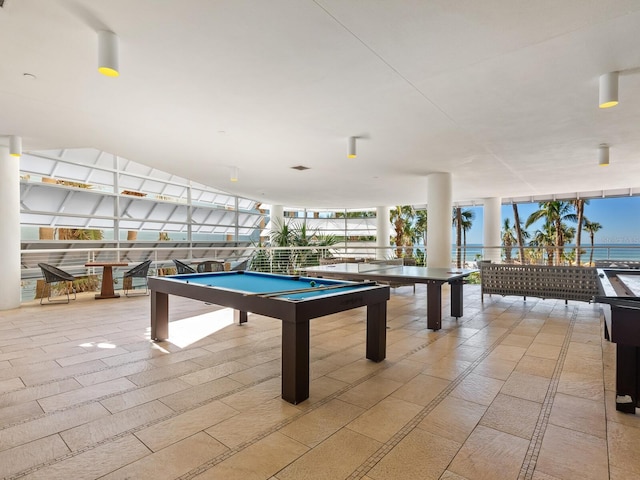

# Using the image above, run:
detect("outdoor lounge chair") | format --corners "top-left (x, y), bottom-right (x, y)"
top-left (123, 259), bottom-right (152, 296)
top-left (196, 260), bottom-right (225, 273)
top-left (38, 263), bottom-right (77, 304)
top-left (173, 259), bottom-right (196, 274)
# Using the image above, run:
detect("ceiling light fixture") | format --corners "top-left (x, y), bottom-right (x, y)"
top-left (230, 166), bottom-right (239, 182)
top-left (599, 72), bottom-right (618, 108)
top-left (598, 144), bottom-right (609, 166)
top-left (98, 31), bottom-right (119, 77)
top-left (9, 135), bottom-right (21, 157)
top-left (348, 136), bottom-right (356, 158)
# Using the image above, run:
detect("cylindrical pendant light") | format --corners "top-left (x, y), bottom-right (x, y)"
top-left (98, 31), bottom-right (119, 77)
top-left (9, 135), bottom-right (21, 157)
top-left (230, 166), bottom-right (239, 182)
top-left (348, 136), bottom-right (356, 158)
top-left (598, 144), bottom-right (609, 166)
top-left (599, 72), bottom-right (618, 108)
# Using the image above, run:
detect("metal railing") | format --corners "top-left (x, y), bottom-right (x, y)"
top-left (20, 243), bottom-right (640, 302)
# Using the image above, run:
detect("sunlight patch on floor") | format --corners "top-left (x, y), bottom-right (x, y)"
top-left (166, 308), bottom-right (236, 348)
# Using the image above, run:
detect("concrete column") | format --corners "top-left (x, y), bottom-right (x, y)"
top-left (0, 146), bottom-right (21, 310)
top-left (375, 206), bottom-right (391, 260)
top-left (426, 173), bottom-right (452, 268)
top-left (483, 197), bottom-right (502, 263)
top-left (270, 205), bottom-right (284, 237)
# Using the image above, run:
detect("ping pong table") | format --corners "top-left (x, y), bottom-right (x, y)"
top-left (303, 262), bottom-right (475, 331)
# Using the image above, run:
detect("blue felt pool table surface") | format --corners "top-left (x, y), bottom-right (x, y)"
top-left (164, 270), bottom-right (370, 299)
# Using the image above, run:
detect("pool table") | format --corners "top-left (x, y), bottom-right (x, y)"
top-left (595, 268), bottom-right (640, 413)
top-left (148, 271), bottom-right (390, 404)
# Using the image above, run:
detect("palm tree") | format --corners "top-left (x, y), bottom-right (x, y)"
top-left (390, 206), bottom-right (416, 258)
top-left (530, 221), bottom-right (556, 265)
top-left (525, 201), bottom-right (577, 265)
top-left (512, 203), bottom-right (526, 264)
top-left (572, 199), bottom-right (589, 265)
top-left (583, 220), bottom-right (602, 266)
top-left (501, 218), bottom-right (517, 263)
top-left (414, 209), bottom-right (428, 256)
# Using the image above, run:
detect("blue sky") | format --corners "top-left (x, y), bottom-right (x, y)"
top-left (459, 197), bottom-right (640, 245)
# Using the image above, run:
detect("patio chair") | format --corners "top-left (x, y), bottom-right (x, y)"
top-left (173, 259), bottom-right (196, 274)
top-left (196, 260), bottom-right (225, 273)
top-left (123, 260), bottom-right (152, 296)
top-left (38, 263), bottom-right (77, 304)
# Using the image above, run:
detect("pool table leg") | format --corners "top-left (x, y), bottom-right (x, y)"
top-left (281, 319), bottom-right (310, 404)
top-left (234, 310), bottom-right (248, 324)
top-left (616, 344), bottom-right (640, 413)
top-left (151, 291), bottom-right (169, 341)
top-left (366, 302), bottom-right (386, 361)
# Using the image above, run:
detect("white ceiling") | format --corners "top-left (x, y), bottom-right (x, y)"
top-left (2, 0), bottom-right (640, 208)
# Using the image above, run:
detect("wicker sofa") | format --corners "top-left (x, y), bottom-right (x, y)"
top-left (479, 263), bottom-right (601, 304)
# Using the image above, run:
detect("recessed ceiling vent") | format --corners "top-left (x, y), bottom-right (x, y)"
top-left (291, 165), bottom-right (310, 171)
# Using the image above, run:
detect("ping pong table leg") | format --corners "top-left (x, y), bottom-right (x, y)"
top-left (426, 280), bottom-right (443, 330)
top-left (450, 278), bottom-right (464, 318)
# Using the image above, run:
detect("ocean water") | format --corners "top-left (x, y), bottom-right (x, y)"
top-left (453, 243), bottom-right (640, 263)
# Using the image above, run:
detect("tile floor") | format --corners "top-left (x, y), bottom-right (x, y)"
top-left (0, 282), bottom-right (638, 479)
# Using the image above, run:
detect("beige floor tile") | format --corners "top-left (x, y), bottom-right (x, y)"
top-left (279, 398), bottom-right (364, 448)
top-left (228, 358), bottom-right (281, 385)
top-left (533, 332), bottom-right (566, 346)
top-left (20, 359), bottom-right (107, 386)
top-left (159, 377), bottom-right (244, 411)
top-left (0, 400), bottom-right (43, 427)
top-left (515, 355), bottom-right (557, 378)
top-left (20, 434), bottom-right (151, 480)
top-left (607, 420), bottom-right (640, 477)
top-left (37, 377), bottom-right (137, 412)
top-left (500, 371), bottom-right (551, 403)
top-left (500, 333), bottom-right (534, 348)
top-left (74, 360), bottom-right (152, 387)
top-left (219, 377), bottom-right (281, 411)
top-left (368, 428), bottom-right (461, 480)
top-left (192, 432), bottom-right (308, 480)
top-left (548, 392), bottom-right (606, 438)
top-left (422, 356), bottom-right (472, 381)
top-left (179, 360), bottom-right (248, 385)
top-left (347, 396), bottom-right (422, 442)
top-left (100, 378), bottom-right (191, 413)
top-left (0, 402), bottom-right (109, 451)
top-left (61, 400), bottom-right (173, 450)
top-left (135, 399), bottom-right (238, 452)
top-left (100, 431), bottom-right (228, 480)
top-left (535, 424), bottom-right (608, 480)
top-left (480, 393), bottom-right (541, 439)
top-left (440, 471), bottom-right (471, 479)
top-left (325, 357), bottom-right (386, 384)
top-left (0, 378), bottom-right (82, 409)
top-left (448, 425), bottom-right (529, 480)
top-left (338, 375), bottom-right (403, 409)
top-left (391, 374), bottom-right (451, 406)
top-left (125, 360), bottom-right (202, 387)
top-left (378, 360), bottom-right (423, 382)
top-left (449, 373), bottom-right (504, 406)
top-left (305, 375), bottom-right (348, 402)
top-left (0, 434), bottom-right (70, 478)
top-left (0, 376), bottom-right (24, 393)
top-left (557, 371), bottom-right (605, 402)
top-left (206, 398), bottom-right (301, 448)
top-left (472, 356), bottom-right (517, 381)
top-left (488, 344), bottom-right (527, 362)
top-left (276, 428), bottom-right (381, 480)
top-left (526, 342), bottom-right (561, 360)
top-left (418, 395), bottom-right (486, 444)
